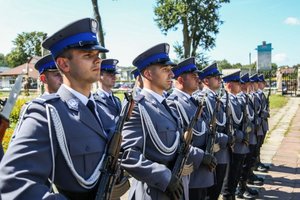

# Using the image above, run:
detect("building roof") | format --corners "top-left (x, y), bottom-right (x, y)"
top-left (0, 56), bottom-right (40, 79)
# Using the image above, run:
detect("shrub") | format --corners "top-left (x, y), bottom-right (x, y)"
top-left (2, 98), bottom-right (31, 152)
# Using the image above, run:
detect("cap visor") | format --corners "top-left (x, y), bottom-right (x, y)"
top-left (77, 44), bottom-right (109, 53)
top-left (161, 60), bottom-right (177, 66)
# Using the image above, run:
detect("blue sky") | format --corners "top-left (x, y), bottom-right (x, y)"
top-left (0, 0), bottom-right (299, 67)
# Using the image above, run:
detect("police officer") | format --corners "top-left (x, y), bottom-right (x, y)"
top-left (221, 71), bottom-right (249, 200)
top-left (0, 18), bottom-right (116, 199)
top-left (94, 58), bottom-right (122, 118)
top-left (167, 57), bottom-right (217, 200)
top-left (195, 63), bottom-right (230, 200)
top-left (35, 54), bottom-right (63, 95)
top-left (236, 73), bottom-right (258, 199)
top-left (131, 68), bottom-right (143, 97)
top-left (247, 74), bottom-right (264, 186)
top-left (121, 43), bottom-right (203, 200)
top-left (256, 74), bottom-right (270, 171)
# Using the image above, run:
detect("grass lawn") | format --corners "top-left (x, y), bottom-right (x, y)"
top-left (269, 94), bottom-right (288, 109)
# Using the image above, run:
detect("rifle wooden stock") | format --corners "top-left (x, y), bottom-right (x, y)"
top-left (242, 94), bottom-right (250, 146)
top-left (224, 91), bottom-right (234, 145)
top-left (206, 97), bottom-right (221, 160)
top-left (252, 94), bottom-right (260, 133)
top-left (0, 116), bottom-right (9, 143)
top-left (170, 96), bottom-right (206, 200)
top-left (95, 92), bottom-right (134, 200)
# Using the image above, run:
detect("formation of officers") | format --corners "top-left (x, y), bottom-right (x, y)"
top-left (0, 18), bottom-right (270, 200)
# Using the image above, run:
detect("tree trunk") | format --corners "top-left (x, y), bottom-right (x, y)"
top-left (91, 0), bottom-right (106, 59)
top-left (182, 17), bottom-right (191, 58)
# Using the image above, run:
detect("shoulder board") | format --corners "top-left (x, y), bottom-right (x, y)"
top-left (134, 94), bottom-right (145, 102)
top-left (32, 94), bottom-right (60, 105)
top-left (167, 93), bottom-right (177, 101)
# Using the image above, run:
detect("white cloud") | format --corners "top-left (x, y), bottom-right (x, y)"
top-left (284, 17), bottom-right (300, 25)
top-left (273, 53), bottom-right (288, 63)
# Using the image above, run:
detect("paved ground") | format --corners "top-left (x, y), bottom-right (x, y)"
top-left (254, 97), bottom-right (300, 200)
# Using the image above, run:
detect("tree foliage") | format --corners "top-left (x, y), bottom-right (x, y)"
top-left (154, 0), bottom-right (230, 65)
top-left (0, 53), bottom-right (8, 66)
top-left (5, 31), bottom-right (47, 67)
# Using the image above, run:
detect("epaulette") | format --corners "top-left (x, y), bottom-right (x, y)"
top-left (134, 94), bottom-right (145, 102)
top-left (32, 94), bottom-right (60, 105)
top-left (167, 93), bottom-right (177, 101)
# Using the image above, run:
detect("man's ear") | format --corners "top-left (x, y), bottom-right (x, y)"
top-left (177, 76), bottom-right (184, 84)
top-left (40, 74), bottom-right (46, 84)
top-left (202, 78), bottom-right (209, 85)
top-left (56, 57), bottom-right (70, 73)
top-left (143, 68), bottom-right (152, 81)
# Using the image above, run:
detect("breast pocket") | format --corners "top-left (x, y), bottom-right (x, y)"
top-left (69, 137), bottom-right (106, 177)
top-left (156, 125), bottom-right (178, 147)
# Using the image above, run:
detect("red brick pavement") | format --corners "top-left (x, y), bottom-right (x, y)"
top-left (257, 106), bottom-right (300, 200)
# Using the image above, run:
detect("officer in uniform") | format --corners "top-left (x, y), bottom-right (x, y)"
top-left (121, 43), bottom-right (204, 200)
top-left (256, 74), bottom-right (270, 171)
top-left (0, 18), bottom-right (116, 200)
top-left (221, 71), bottom-right (250, 200)
top-left (247, 74), bottom-right (264, 186)
top-left (35, 54), bottom-right (63, 95)
top-left (194, 63), bottom-right (230, 200)
top-left (167, 57), bottom-right (217, 200)
top-left (236, 73), bottom-right (258, 199)
top-left (94, 58), bottom-right (122, 118)
top-left (131, 68), bottom-right (143, 97)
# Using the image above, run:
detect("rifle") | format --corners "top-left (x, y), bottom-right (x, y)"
top-left (171, 95), bottom-right (206, 189)
top-left (0, 75), bottom-right (23, 143)
top-left (224, 90), bottom-right (234, 147)
top-left (267, 72), bottom-right (271, 113)
top-left (252, 93), bottom-right (260, 134)
top-left (205, 95), bottom-right (221, 169)
top-left (95, 92), bottom-right (134, 200)
top-left (241, 94), bottom-right (251, 146)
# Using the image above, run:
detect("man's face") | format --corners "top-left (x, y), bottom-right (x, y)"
top-left (253, 82), bottom-right (259, 91)
top-left (181, 72), bottom-right (199, 93)
top-left (43, 71), bottom-right (63, 93)
top-left (100, 71), bottom-right (117, 89)
top-left (204, 75), bottom-right (221, 91)
top-left (65, 49), bottom-right (102, 84)
top-left (232, 81), bottom-right (241, 94)
top-left (146, 64), bottom-right (174, 91)
top-left (258, 82), bottom-right (265, 90)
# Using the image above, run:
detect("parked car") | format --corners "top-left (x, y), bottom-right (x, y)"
top-left (267, 82), bottom-right (287, 94)
top-left (113, 83), bottom-right (121, 89)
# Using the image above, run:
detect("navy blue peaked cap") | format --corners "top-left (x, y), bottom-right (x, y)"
top-left (132, 43), bottom-right (176, 72)
top-left (199, 62), bottom-right (222, 80)
top-left (258, 74), bottom-right (265, 82)
top-left (43, 18), bottom-right (109, 58)
top-left (172, 57), bottom-right (200, 78)
top-left (249, 74), bottom-right (259, 82)
top-left (222, 70), bottom-right (241, 83)
top-left (34, 54), bottom-right (58, 74)
top-left (101, 59), bottom-right (119, 74)
top-left (240, 73), bottom-right (250, 84)
top-left (131, 68), bottom-right (140, 79)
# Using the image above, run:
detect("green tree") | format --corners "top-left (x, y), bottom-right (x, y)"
top-left (91, 0), bottom-right (106, 59)
top-left (0, 53), bottom-right (8, 66)
top-left (154, 0), bottom-right (230, 65)
top-left (5, 31), bottom-right (47, 67)
top-left (217, 59), bottom-right (232, 70)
